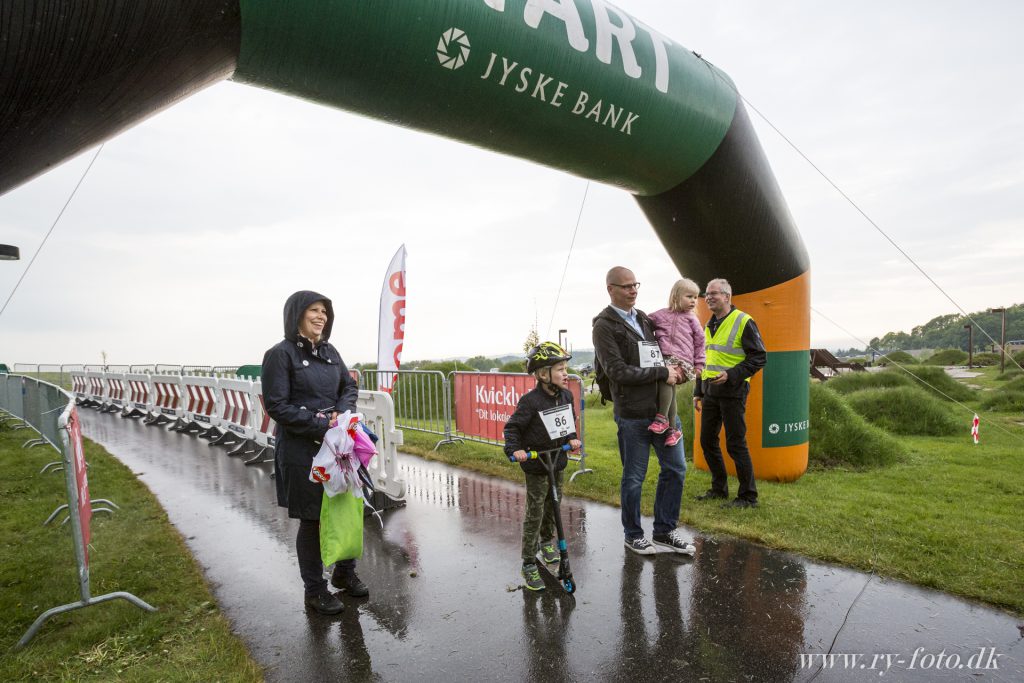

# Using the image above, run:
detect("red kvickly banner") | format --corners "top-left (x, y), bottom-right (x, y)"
top-left (453, 372), bottom-right (582, 441)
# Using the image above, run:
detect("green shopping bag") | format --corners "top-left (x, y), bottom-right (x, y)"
top-left (320, 491), bottom-right (364, 565)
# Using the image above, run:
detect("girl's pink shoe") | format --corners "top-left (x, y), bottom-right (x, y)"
top-left (648, 414), bottom-right (670, 434)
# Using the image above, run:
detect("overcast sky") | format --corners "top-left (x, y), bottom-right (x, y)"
top-left (1, 0), bottom-right (1021, 368)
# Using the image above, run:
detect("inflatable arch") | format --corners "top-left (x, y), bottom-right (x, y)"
top-left (0, 1), bottom-right (810, 481)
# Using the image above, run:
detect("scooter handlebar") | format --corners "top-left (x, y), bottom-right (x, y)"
top-left (507, 443), bottom-right (572, 462)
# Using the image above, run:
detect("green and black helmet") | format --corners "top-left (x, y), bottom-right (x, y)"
top-left (526, 341), bottom-right (572, 373)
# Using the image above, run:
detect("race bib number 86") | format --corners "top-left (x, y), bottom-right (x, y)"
top-left (539, 404), bottom-right (575, 439)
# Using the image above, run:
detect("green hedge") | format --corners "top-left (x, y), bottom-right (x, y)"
top-left (971, 352), bottom-right (1001, 367)
top-left (845, 387), bottom-right (961, 436)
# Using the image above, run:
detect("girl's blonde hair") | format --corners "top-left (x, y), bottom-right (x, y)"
top-left (668, 278), bottom-right (700, 311)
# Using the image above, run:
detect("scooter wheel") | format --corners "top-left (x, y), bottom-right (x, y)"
top-left (563, 578), bottom-right (576, 594)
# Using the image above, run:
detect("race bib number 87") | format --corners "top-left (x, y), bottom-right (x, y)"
top-left (638, 341), bottom-right (665, 368)
top-left (539, 404), bottom-right (575, 439)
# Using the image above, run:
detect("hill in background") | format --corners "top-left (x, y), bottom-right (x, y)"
top-left (836, 303), bottom-right (1022, 356)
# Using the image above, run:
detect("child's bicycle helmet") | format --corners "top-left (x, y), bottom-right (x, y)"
top-left (526, 341), bottom-right (572, 373)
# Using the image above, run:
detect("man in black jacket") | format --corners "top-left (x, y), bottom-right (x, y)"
top-left (592, 266), bottom-right (695, 556)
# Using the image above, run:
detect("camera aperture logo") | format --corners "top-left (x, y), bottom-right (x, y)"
top-left (437, 28), bottom-right (470, 70)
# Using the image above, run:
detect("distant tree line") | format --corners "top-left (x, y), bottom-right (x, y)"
top-left (353, 356), bottom-right (527, 373)
top-left (836, 303), bottom-right (1022, 355)
top-left (352, 350), bottom-right (599, 375)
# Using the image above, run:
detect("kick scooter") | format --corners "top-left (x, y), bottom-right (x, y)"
top-left (509, 444), bottom-right (577, 594)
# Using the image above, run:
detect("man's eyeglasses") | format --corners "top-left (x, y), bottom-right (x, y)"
top-left (610, 282), bottom-right (640, 291)
top-left (704, 290), bottom-right (728, 298)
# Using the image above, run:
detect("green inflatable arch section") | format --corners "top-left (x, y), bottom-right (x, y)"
top-left (236, 0), bottom-right (736, 196)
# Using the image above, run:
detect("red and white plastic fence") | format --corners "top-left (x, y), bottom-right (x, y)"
top-left (71, 372), bottom-right (88, 401)
top-left (124, 373), bottom-right (152, 416)
top-left (151, 375), bottom-right (184, 422)
top-left (217, 378), bottom-right (255, 442)
top-left (181, 376), bottom-right (218, 431)
top-left (103, 372), bottom-right (128, 413)
top-left (252, 380), bottom-right (277, 452)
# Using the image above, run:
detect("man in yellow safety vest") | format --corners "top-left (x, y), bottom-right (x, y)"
top-left (693, 278), bottom-right (766, 508)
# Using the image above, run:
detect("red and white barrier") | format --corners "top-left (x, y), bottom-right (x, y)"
top-left (357, 390), bottom-right (407, 501)
top-left (149, 374), bottom-right (184, 426)
top-left (84, 370), bottom-right (106, 409)
top-left (70, 370), bottom-right (89, 405)
top-left (210, 377), bottom-right (255, 451)
top-left (178, 375), bottom-right (219, 435)
top-left (248, 380), bottom-right (277, 464)
top-left (122, 373), bottom-right (153, 418)
top-left (103, 373), bottom-right (127, 413)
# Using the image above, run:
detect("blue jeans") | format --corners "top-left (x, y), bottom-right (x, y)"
top-left (615, 415), bottom-right (686, 541)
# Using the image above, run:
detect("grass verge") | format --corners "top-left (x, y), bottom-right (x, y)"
top-left (400, 386), bottom-right (1024, 616)
top-left (0, 425), bottom-right (263, 681)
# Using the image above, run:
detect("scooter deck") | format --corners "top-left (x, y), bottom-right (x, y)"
top-left (535, 555), bottom-right (576, 594)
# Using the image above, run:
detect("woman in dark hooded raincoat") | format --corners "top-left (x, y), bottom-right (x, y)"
top-left (262, 290), bottom-right (364, 615)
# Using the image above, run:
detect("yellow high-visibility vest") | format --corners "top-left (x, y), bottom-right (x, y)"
top-left (702, 308), bottom-right (752, 383)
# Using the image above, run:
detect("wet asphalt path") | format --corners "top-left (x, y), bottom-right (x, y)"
top-left (80, 412), bottom-right (1022, 682)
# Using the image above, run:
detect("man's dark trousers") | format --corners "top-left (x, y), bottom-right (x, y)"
top-left (700, 388), bottom-right (757, 502)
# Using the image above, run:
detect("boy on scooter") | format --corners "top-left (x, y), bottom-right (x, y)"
top-left (503, 342), bottom-right (582, 591)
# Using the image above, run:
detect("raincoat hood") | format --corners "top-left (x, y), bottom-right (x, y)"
top-left (283, 290), bottom-right (335, 343)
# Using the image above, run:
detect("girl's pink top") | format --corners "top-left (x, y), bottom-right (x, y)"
top-left (648, 308), bottom-right (706, 371)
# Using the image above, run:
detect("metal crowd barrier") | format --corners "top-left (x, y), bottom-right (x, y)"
top-left (355, 368), bottom-right (593, 479)
top-left (357, 369), bottom-right (458, 447)
top-left (0, 373), bottom-right (156, 649)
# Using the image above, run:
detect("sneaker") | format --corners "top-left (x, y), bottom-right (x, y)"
top-left (664, 429), bottom-right (683, 447)
top-left (721, 498), bottom-right (759, 509)
top-left (624, 537), bottom-right (657, 555)
top-left (331, 569), bottom-right (369, 597)
top-left (540, 542), bottom-right (560, 564)
top-left (647, 414), bottom-right (670, 435)
top-left (695, 490), bottom-right (728, 501)
top-left (522, 563), bottom-right (545, 591)
top-left (304, 590), bottom-right (344, 615)
top-left (652, 530), bottom-right (697, 556)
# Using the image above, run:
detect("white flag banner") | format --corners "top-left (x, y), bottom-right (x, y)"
top-left (377, 245), bottom-right (407, 392)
